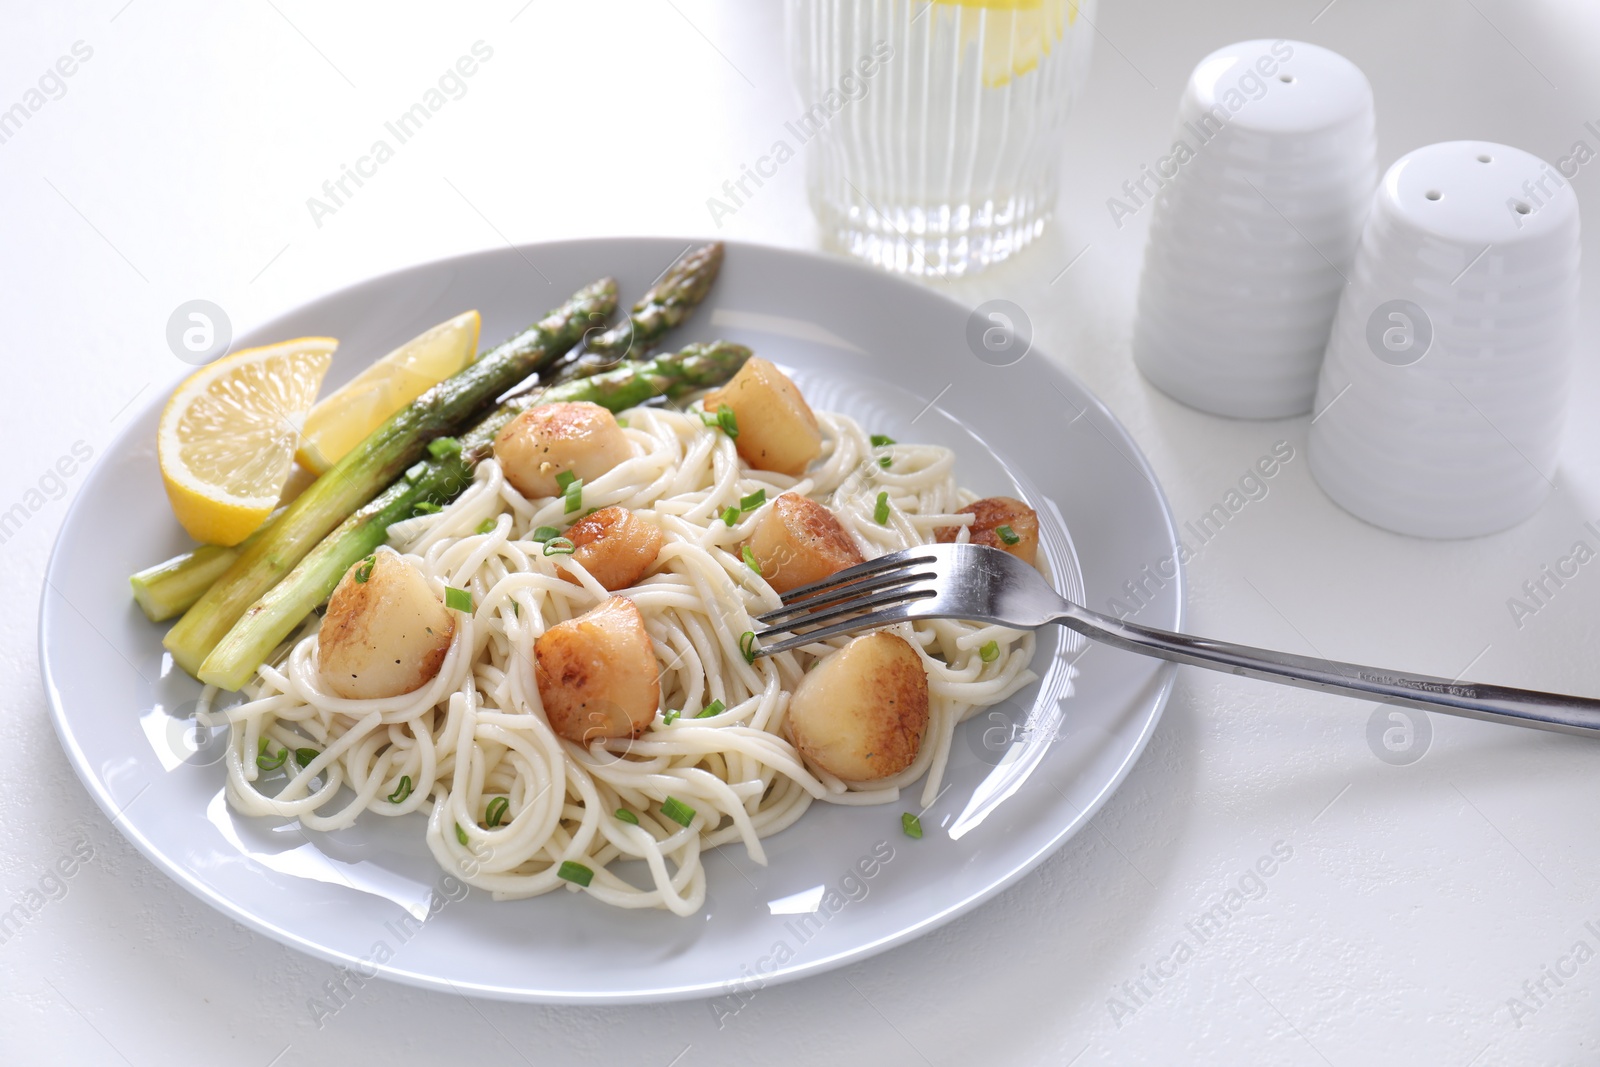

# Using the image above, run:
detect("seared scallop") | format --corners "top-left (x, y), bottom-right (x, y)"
top-left (493, 401), bottom-right (631, 500)
top-left (935, 496), bottom-right (1039, 566)
top-left (562, 506), bottom-right (665, 591)
top-left (787, 632), bottom-right (929, 781)
top-left (534, 596), bottom-right (660, 743)
top-left (318, 550), bottom-right (455, 699)
top-left (701, 357), bottom-right (822, 476)
top-left (745, 492), bottom-right (865, 594)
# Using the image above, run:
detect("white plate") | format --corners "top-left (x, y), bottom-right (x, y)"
top-left (40, 238), bottom-right (1182, 1004)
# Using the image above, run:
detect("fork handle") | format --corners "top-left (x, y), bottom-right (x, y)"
top-left (1055, 604), bottom-right (1600, 736)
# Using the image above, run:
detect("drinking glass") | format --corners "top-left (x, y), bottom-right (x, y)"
top-left (785, 0), bottom-right (1096, 277)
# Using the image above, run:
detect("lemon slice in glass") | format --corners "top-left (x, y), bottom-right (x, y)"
top-left (295, 310), bottom-right (481, 475)
top-left (159, 338), bottom-right (336, 546)
top-left (937, 0), bottom-right (1074, 88)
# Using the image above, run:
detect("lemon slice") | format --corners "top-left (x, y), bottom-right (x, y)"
top-left (937, 0), bottom-right (1074, 87)
top-left (159, 338), bottom-right (336, 546)
top-left (295, 310), bottom-right (481, 475)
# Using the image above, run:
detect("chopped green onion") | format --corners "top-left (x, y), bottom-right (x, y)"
top-left (455, 823), bottom-right (469, 846)
top-left (662, 708), bottom-right (681, 725)
top-left (555, 471), bottom-right (577, 492)
top-left (722, 505), bottom-right (741, 526)
top-left (510, 600), bottom-right (520, 617)
top-left (475, 518), bottom-right (497, 535)
top-left (996, 524), bottom-right (1021, 546)
top-left (979, 640), bottom-right (1000, 663)
top-left (485, 797), bottom-right (510, 828)
top-left (901, 812), bottom-right (923, 839)
top-left (412, 500), bottom-right (442, 516)
top-left (870, 434), bottom-right (896, 447)
top-left (353, 554), bottom-right (375, 583)
top-left (255, 738), bottom-right (287, 771)
top-left (742, 545), bottom-right (761, 574)
top-left (445, 586), bottom-right (473, 613)
top-left (388, 775), bottom-right (414, 804)
top-left (740, 631), bottom-right (758, 664)
top-left (563, 477), bottom-right (584, 515)
top-left (661, 796), bottom-right (696, 827)
top-left (697, 699), bottom-right (725, 719)
top-left (543, 537), bottom-right (575, 556)
top-left (615, 808), bottom-right (640, 825)
top-left (557, 860), bottom-right (594, 887)
top-left (616, 417), bottom-right (629, 428)
top-left (878, 456), bottom-right (892, 469)
top-left (427, 436), bottom-right (462, 460)
top-left (702, 403), bottom-right (739, 438)
top-left (739, 489), bottom-right (766, 512)
top-left (405, 460), bottom-right (428, 482)
top-left (530, 525), bottom-right (561, 542)
top-left (874, 491), bottom-right (890, 525)
top-left (294, 748), bottom-right (320, 768)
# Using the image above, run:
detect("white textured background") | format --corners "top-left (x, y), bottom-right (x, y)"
top-left (5, 1), bottom-right (1600, 1063)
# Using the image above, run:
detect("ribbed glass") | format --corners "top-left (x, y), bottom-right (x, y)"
top-left (786, 0), bottom-right (1095, 277)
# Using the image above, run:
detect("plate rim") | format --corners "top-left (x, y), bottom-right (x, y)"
top-left (39, 235), bottom-right (1184, 1003)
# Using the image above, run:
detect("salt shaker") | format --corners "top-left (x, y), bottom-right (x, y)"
top-left (1131, 39), bottom-right (1377, 418)
top-left (1308, 140), bottom-right (1581, 538)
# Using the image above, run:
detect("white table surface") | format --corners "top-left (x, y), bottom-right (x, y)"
top-left (7, 1), bottom-right (1600, 1063)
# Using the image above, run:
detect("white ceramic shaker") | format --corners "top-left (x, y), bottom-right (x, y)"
top-left (1308, 140), bottom-right (1580, 538)
top-left (1131, 39), bottom-right (1377, 417)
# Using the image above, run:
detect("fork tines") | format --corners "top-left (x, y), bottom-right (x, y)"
top-left (752, 549), bottom-right (939, 656)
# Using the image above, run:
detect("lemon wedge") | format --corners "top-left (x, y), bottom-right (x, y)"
top-left (159, 338), bottom-right (335, 546)
top-left (295, 310), bottom-right (481, 475)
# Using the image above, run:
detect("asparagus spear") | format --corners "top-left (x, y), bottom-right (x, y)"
top-left (198, 341), bottom-right (751, 691)
top-left (163, 279), bottom-right (618, 677)
top-left (582, 242), bottom-right (724, 365)
top-left (130, 510), bottom-right (283, 622)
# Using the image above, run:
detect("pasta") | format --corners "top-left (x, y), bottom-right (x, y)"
top-left (208, 402), bottom-right (1038, 915)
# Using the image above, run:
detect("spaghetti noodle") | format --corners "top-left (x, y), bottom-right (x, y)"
top-left (210, 402), bottom-right (1037, 915)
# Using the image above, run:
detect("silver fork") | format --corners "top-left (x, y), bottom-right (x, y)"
top-left (754, 543), bottom-right (1600, 737)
